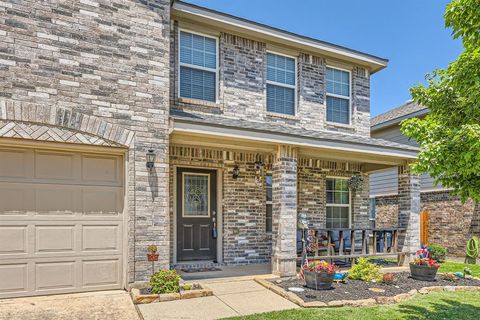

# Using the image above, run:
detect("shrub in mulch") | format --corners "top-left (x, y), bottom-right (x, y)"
top-left (270, 272), bottom-right (480, 303)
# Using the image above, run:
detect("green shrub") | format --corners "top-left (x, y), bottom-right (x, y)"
top-left (349, 257), bottom-right (383, 282)
top-left (150, 269), bottom-right (180, 294)
top-left (429, 243), bottom-right (448, 262)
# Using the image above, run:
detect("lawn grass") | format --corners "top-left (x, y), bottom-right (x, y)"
top-left (225, 291), bottom-right (480, 320)
top-left (439, 262), bottom-right (480, 277)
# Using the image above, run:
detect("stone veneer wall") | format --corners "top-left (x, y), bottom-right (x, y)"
top-left (0, 0), bottom-right (171, 282)
top-left (169, 24), bottom-right (371, 136)
top-left (374, 190), bottom-right (480, 256)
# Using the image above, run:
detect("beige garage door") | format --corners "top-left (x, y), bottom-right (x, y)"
top-left (0, 145), bottom-right (125, 298)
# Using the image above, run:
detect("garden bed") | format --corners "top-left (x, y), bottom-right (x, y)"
top-left (130, 282), bottom-right (213, 304)
top-left (256, 272), bottom-right (480, 307)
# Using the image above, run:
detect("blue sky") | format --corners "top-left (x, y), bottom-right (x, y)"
top-left (182, 0), bottom-right (462, 116)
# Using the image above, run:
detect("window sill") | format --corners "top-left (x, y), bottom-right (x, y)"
top-left (177, 97), bottom-right (222, 109)
top-left (326, 121), bottom-right (354, 129)
top-left (266, 112), bottom-right (299, 121)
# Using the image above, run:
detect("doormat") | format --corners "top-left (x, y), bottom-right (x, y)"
top-left (180, 266), bottom-right (222, 273)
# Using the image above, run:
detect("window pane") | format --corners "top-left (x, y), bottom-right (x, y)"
top-left (326, 96), bottom-right (349, 124)
top-left (326, 206), bottom-right (349, 229)
top-left (266, 84), bottom-right (295, 115)
top-left (183, 174), bottom-right (209, 216)
top-left (326, 67), bottom-right (349, 97)
top-left (266, 53), bottom-right (295, 85)
top-left (180, 66), bottom-right (216, 102)
top-left (180, 31), bottom-right (216, 70)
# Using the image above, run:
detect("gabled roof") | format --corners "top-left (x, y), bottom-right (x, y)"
top-left (171, 0), bottom-right (388, 73)
top-left (371, 101), bottom-right (428, 131)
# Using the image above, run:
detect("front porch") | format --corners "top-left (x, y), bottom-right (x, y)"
top-left (169, 119), bottom-right (420, 276)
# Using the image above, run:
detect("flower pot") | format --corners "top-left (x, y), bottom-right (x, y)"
top-left (304, 270), bottom-right (335, 290)
top-left (410, 263), bottom-right (438, 281)
top-left (147, 253), bottom-right (159, 262)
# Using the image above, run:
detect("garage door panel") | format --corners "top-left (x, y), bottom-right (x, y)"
top-left (35, 225), bottom-right (75, 253)
top-left (83, 188), bottom-right (122, 215)
top-left (0, 184), bottom-right (33, 214)
top-left (35, 261), bottom-right (75, 291)
top-left (0, 149), bottom-right (32, 179)
top-left (35, 151), bottom-right (77, 181)
top-left (82, 225), bottom-right (120, 252)
top-left (83, 259), bottom-right (120, 287)
top-left (0, 263), bottom-right (28, 293)
top-left (35, 188), bottom-right (78, 215)
top-left (0, 226), bottom-right (27, 254)
top-left (0, 145), bottom-right (125, 298)
top-left (82, 155), bottom-right (121, 185)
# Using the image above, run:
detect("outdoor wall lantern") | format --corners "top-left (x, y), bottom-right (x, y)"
top-left (232, 165), bottom-right (240, 179)
top-left (146, 149), bottom-right (156, 170)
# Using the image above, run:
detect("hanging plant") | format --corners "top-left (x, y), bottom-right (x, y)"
top-left (348, 174), bottom-right (365, 192)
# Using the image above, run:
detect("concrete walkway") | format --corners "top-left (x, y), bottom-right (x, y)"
top-left (138, 278), bottom-right (298, 320)
top-left (0, 290), bottom-right (139, 320)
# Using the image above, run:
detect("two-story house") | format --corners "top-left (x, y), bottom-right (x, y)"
top-left (0, 0), bottom-right (419, 298)
top-left (370, 101), bottom-right (480, 256)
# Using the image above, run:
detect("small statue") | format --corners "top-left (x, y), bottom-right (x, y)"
top-left (333, 271), bottom-right (349, 283)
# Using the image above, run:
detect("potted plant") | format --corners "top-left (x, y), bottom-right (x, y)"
top-left (303, 260), bottom-right (336, 290)
top-left (410, 246), bottom-right (440, 281)
top-left (147, 245), bottom-right (159, 262)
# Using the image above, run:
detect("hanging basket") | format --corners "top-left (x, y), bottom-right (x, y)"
top-left (348, 175), bottom-right (365, 193)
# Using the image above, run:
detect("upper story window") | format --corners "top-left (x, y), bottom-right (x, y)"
top-left (326, 178), bottom-right (350, 228)
top-left (266, 52), bottom-right (296, 116)
top-left (326, 67), bottom-right (351, 124)
top-left (179, 30), bottom-right (218, 102)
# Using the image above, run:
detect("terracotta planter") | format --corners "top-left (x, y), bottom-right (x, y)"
top-left (304, 270), bottom-right (335, 290)
top-left (147, 253), bottom-right (159, 262)
top-left (410, 263), bottom-right (438, 281)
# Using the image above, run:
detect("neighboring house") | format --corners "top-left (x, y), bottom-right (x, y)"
top-left (370, 101), bottom-right (480, 256)
top-left (0, 0), bottom-right (419, 299)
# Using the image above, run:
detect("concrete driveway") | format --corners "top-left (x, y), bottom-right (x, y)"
top-left (0, 290), bottom-right (139, 320)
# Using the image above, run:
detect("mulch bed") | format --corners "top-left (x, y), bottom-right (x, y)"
top-left (271, 272), bottom-right (480, 303)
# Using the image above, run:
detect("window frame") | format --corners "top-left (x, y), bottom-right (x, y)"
top-left (265, 50), bottom-right (298, 116)
top-left (177, 28), bottom-right (220, 103)
top-left (265, 172), bottom-right (273, 233)
top-left (325, 176), bottom-right (351, 229)
top-left (325, 65), bottom-right (352, 126)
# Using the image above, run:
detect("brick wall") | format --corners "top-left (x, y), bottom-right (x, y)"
top-left (0, 0), bottom-right (171, 282)
top-left (374, 190), bottom-right (480, 256)
top-left (170, 25), bottom-right (371, 136)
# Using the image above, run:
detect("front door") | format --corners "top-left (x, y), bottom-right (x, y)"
top-left (177, 168), bottom-right (217, 261)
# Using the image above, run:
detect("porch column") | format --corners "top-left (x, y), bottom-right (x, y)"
top-left (398, 163), bottom-right (421, 261)
top-left (271, 145), bottom-right (298, 277)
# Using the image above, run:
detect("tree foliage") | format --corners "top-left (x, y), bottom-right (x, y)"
top-left (401, 0), bottom-right (480, 202)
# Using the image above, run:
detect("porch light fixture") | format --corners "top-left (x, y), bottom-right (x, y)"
top-left (232, 165), bottom-right (240, 179)
top-left (146, 149), bottom-right (156, 170)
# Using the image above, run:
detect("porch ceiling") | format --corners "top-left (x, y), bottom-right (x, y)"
top-left (170, 113), bottom-right (418, 172)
